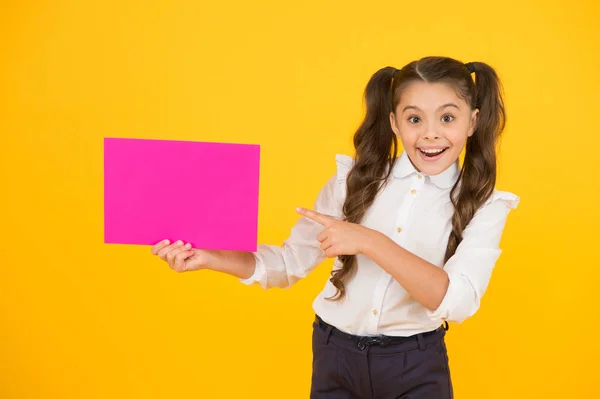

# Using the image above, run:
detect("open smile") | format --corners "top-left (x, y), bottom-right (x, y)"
top-left (417, 147), bottom-right (449, 161)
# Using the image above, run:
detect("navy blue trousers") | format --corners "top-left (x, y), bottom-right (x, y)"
top-left (310, 316), bottom-right (453, 399)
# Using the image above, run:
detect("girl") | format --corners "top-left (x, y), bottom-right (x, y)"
top-left (151, 56), bottom-right (519, 399)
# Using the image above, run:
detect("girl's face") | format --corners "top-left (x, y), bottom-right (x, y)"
top-left (390, 81), bottom-right (478, 176)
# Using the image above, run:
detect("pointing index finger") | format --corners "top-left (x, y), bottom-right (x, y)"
top-left (296, 207), bottom-right (334, 226)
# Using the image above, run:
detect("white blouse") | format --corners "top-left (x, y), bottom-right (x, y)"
top-left (241, 151), bottom-right (519, 337)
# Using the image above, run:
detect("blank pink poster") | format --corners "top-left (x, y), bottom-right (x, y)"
top-left (104, 138), bottom-right (260, 251)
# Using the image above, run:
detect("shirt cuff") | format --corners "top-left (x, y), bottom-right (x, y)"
top-left (427, 276), bottom-right (455, 321)
top-left (239, 253), bottom-right (267, 287)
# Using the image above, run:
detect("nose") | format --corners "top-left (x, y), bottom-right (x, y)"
top-left (422, 125), bottom-right (441, 141)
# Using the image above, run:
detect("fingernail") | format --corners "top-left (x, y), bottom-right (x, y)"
top-left (184, 243), bottom-right (191, 249)
top-left (163, 239), bottom-right (170, 245)
top-left (176, 240), bottom-right (183, 246)
top-left (296, 207), bottom-right (303, 212)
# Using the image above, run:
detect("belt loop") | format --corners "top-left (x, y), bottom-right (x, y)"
top-left (443, 321), bottom-right (449, 331)
top-left (417, 333), bottom-right (426, 351)
top-left (316, 315), bottom-right (334, 345)
top-left (324, 325), bottom-right (333, 345)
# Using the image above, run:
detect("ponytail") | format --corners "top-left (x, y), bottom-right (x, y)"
top-left (327, 67), bottom-right (399, 301)
top-left (444, 62), bottom-right (506, 262)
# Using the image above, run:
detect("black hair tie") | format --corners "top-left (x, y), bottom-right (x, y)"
top-left (465, 62), bottom-right (476, 74)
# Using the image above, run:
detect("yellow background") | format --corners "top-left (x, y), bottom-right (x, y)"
top-left (1, 0), bottom-right (599, 398)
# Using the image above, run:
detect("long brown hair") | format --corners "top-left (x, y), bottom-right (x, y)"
top-left (328, 56), bottom-right (506, 301)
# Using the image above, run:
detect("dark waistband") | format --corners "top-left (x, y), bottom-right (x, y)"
top-left (314, 315), bottom-right (445, 349)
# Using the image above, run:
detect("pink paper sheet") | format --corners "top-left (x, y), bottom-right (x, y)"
top-left (104, 138), bottom-right (260, 251)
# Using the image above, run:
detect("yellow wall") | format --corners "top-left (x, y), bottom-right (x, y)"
top-left (1, 0), bottom-right (598, 398)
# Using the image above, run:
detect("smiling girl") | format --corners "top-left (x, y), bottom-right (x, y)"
top-left (151, 56), bottom-right (519, 399)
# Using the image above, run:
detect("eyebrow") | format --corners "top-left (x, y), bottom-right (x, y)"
top-left (402, 103), bottom-right (460, 112)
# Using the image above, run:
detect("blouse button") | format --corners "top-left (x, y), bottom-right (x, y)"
top-left (411, 189), bottom-right (417, 194)
top-left (396, 227), bottom-right (402, 233)
top-left (372, 309), bottom-right (378, 316)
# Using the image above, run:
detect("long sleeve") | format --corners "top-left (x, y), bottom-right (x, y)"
top-left (427, 190), bottom-right (520, 323)
top-left (240, 156), bottom-right (351, 289)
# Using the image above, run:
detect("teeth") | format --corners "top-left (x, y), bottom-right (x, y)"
top-left (420, 148), bottom-right (445, 154)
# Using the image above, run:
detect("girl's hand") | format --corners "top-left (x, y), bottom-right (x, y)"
top-left (151, 240), bottom-right (213, 273)
top-left (296, 207), bottom-right (378, 258)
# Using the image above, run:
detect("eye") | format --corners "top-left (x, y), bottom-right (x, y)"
top-left (408, 116), bottom-right (421, 124)
top-left (441, 114), bottom-right (454, 123)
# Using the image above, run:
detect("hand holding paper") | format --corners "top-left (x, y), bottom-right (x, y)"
top-left (150, 238), bottom-right (257, 278)
top-left (150, 239), bottom-right (212, 272)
